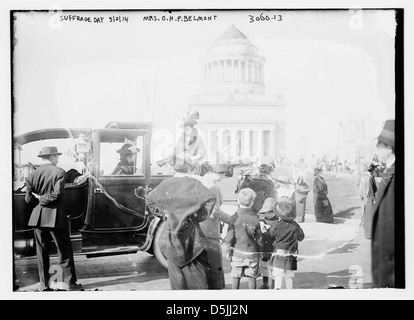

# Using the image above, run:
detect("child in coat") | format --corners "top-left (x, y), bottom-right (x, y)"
top-left (267, 196), bottom-right (305, 290)
top-left (257, 197), bottom-right (278, 289)
top-left (226, 188), bottom-right (263, 289)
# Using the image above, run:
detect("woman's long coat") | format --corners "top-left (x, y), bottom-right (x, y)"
top-left (362, 174), bottom-right (378, 239)
top-left (313, 175), bottom-right (334, 223)
top-left (294, 182), bottom-right (310, 220)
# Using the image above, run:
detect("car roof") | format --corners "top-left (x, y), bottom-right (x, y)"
top-left (14, 128), bottom-right (90, 147)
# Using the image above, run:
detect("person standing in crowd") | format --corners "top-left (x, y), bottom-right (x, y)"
top-left (192, 164), bottom-right (235, 290)
top-left (313, 168), bottom-right (334, 223)
top-left (371, 119), bottom-right (396, 288)
top-left (235, 163), bottom-right (277, 214)
top-left (25, 146), bottom-right (82, 291)
top-left (226, 188), bottom-right (263, 290)
top-left (294, 175), bottom-right (310, 223)
top-left (268, 197), bottom-right (305, 290)
top-left (276, 175), bottom-right (295, 199)
top-left (145, 162), bottom-right (216, 290)
top-left (111, 139), bottom-right (140, 175)
top-left (257, 197), bottom-right (278, 289)
top-left (361, 163), bottom-right (379, 239)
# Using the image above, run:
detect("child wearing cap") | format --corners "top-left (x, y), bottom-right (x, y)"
top-left (225, 188), bottom-right (263, 289)
top-left (268, 197), bottom-right (305, 290)
top-left (257, 197), bottom-right (278, 289)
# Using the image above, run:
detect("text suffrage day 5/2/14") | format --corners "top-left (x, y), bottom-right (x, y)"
top-left (166, 304), bottom-right (248, 317)
top-left (59, 15), bottom-right (129, 23)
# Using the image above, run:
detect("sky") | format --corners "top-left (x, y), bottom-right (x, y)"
top-left (11, 9), bottom-right (398, 161)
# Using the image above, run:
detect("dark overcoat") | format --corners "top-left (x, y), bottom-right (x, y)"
top-left (313, 175), bottom-right (334, 223)
top-left (267, 220), bottom-right (305, 270)
top-left (146, 176), bottom-right (216, 268)
top-left (25, 163), bottom-right (68, 228)
top-left (236, 175), bottom-right (276, 214)
top-left (371, 165), bottom-right (395, 288)
top-left (362, 174), bottom-right (378, 239)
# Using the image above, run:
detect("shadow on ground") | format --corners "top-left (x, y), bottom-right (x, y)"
top-left (327, 243), bottom-right (360, 255)
top-left (334, 206), bottom-right (361, 219)
top-left (228, 269), bottom-right (374, 290)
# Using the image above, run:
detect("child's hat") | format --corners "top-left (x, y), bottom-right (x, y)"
top-left (258, 197), bottom-right (277, 219)
top-left (275, 197), bottom-right (296, 221)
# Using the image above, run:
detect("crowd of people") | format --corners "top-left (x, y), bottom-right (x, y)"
top-left (146, 115), bottom-right (398, 290)
top-left (23, 109), bottom-right (398, 291)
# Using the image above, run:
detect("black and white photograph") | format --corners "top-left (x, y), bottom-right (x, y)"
top-left (2, 0), bottom-right (413, 301)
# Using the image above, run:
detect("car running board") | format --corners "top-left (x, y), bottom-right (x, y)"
top-left (84, 246), bottom-right (140, 258)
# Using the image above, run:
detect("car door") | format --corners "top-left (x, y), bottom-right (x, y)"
top-left (85, 128), bottom-right (151, 248)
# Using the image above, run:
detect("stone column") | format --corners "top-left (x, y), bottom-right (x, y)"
top-left (208, 129), bottom-right (217, 163)
top-left (257, 129), bottom-right (263, 160)
top-left (215, 61), bottom-right (219, 82)
top-left (252, 61), bottom-right (256, 83)
top-left (270, 129), bottom-right (276, 158)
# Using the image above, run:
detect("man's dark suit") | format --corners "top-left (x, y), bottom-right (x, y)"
top-left (25, 163), bottom-right (77, 288)
top-left (371, 164), bottom-right (395, 288)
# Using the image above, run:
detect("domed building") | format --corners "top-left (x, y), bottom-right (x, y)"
top-left (188, 24), bottom-right (287, 164)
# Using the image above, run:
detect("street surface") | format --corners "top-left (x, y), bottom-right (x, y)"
top-left (14, 212), bottom-right (374, 293)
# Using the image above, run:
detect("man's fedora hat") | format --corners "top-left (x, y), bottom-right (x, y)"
top-left (37, 146), bottom-right (62, 157)
top-left (258, 197), bottom-right (277, 219)
top-left (377, 119), bottom-right (395, 148)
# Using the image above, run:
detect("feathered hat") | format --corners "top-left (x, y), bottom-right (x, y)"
top-left (117, 138), bottom-right (140, 154)
top-left (182, 110), bottom-right (199, 128)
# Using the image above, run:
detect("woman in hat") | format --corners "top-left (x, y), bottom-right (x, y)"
top-left (361, 163), bottom-right (379, 239)
top-left (313, 167), bottom-right (334, 223)
top-left (156, 111), bottom-right (206, 173)
top-left (268, 197), bottom-right (305, 290)
top-left (174, 111), bottom-right (206, 168)
top-left (294, 175), bottom-right (310, 223)
top-left (235, 163), bottom-right (277, 215)
top-left (192, 163), bottom-right (235, 289)
top-left (277, 175), bottom-right (295, 199)
top-left (112, 139), bottom-right (140, 175)
top-left (146, 162), bottom-right (217, 290)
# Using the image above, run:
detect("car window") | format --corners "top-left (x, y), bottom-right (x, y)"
top-left (100, 136), bottom-right (144, 176)
top-left (13, 138), bottom-right (80, 191)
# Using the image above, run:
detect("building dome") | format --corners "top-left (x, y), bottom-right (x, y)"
top-left (201, 24), bottom-right (265, 95)
top-left (189, 24), bottom-right (287, 164)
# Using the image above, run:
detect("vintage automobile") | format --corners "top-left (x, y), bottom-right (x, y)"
top-left (13, 121), bottom-right (173, 269)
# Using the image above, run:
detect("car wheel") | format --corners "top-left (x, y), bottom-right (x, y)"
top-left (152, 220), bottom-right (168, 269)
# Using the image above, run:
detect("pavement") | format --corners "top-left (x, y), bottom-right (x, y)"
top-left (13, 211), bottom-right (374, 295)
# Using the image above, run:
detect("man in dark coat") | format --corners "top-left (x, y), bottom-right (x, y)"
top-left (25, 146), bottom-right (82, 291)
top-left (371, 120), bottom-right (396, 288)
top-left (146, 162), bottom-right (217, 290)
